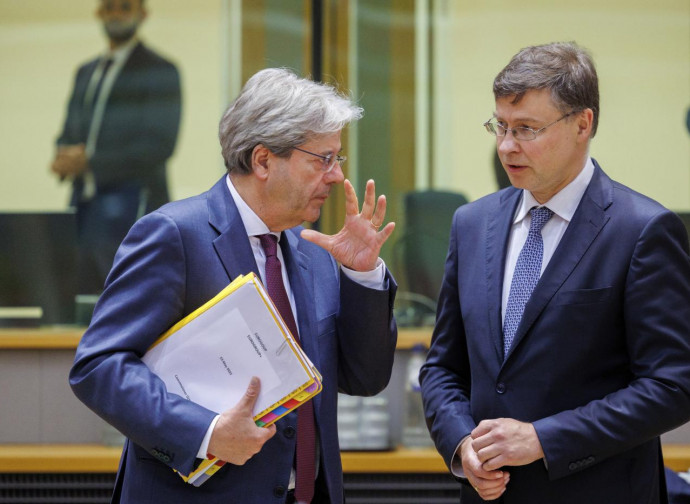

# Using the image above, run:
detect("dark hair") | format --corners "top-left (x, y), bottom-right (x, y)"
top-left (99, 0), bottom-right (146, 6)
top-left (493, 41), bottom-right (599, 137)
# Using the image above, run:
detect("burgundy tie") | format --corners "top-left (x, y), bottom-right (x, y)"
top-left (258, 234), bottom-right (316, 503)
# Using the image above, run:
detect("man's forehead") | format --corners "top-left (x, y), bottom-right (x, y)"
top-left (100, 0), bottom-right (144, 9)
top-left (494, 89), bottom-right (558, 118)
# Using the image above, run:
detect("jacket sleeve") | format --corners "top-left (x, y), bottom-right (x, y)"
top-left (335, 269), bottom-right (398, 397)
top-left (69, 211), bottom-right (215, 477)
top-left (419, 218), bottom-right (477, 469)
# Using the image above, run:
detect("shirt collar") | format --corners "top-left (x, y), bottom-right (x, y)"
top-left (514, 157), bottom-right (595, 224)
top-left (103, 38), bottom-right (138, 66)
top-left (225, 175), bottom-right (277, 239)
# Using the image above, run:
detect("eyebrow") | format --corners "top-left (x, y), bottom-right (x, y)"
top-left (492, 112), bottom-right (541, 124)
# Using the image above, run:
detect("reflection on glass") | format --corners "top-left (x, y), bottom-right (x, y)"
top-left (50, 0), bottom-right (181, 296)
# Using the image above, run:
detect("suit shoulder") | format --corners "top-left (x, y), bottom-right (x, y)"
top-left (151, 193), bottom-right (208, 226)
top-left (610, 180), bottom-right (668, 215)
top-left (134, 42), bottom-right (180, 71)
top-left (454, 187), bottom-right (515, 220)
top-left (605, 180), bottom-right (681, 239)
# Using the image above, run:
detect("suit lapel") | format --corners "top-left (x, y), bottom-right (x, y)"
top-left (486, 188), bottom-right (522, 362)
top-left (207, 177), bottom-right (260, 281)
top-left (280, 230), bottom-right (319, 365)
top-left (504, 162), bottom-right (613, 361)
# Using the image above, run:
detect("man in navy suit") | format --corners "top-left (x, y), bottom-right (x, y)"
top-left (420, 42), bottom-right (690, 503)
top-left (70, 68), bottom-right (397, 503)
top-left (51, 0), bottom-right (181, 295)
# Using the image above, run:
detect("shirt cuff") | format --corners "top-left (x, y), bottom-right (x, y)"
top-left (197, 415), bottom-right (220, 459)
top-left (340, 258), bottom-right (386, 290)
top-left (450, 435), bottom-right (469, 478)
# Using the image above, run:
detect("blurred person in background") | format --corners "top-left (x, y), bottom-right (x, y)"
top-left (51, 0), bottom-right (181, 295)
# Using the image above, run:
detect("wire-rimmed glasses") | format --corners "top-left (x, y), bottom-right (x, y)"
top-left (293, 146), bottom-right (346, 172)
top-left (483, 111), bottom-right (576, 141)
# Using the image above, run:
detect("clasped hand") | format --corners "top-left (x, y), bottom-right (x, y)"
top-left (301, 179), bottom-right (395, 272)
top-left (51, 144), bottom-right (89, 179)
top-left (461, 418), bottom-right (544, 501)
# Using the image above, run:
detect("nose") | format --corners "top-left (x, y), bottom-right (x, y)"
top-left (497, 134), bottom-right (520, 157)
top-left (324, 162), bottom-right (345, 184)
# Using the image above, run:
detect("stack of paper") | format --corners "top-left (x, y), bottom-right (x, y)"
top-left (142, 272), bottom-right (322, 486)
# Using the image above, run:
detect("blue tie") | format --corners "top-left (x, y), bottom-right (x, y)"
top-left (503, 206), bottom-right (554, 357)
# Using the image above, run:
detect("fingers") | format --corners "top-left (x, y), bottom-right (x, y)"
top-left (360, 179), bottom-right (376, 220)
top-left (464, 450), bottom-right (509, 500)
top-left (370, 194), bottom-right (387, 228)
top-left (207, 377), bottom-right (277, 465)
top-left (300, 228), bottom-right (329, 249)
top-left (237, 376), bottom-right (262, 413)
top-left (473, 472), bottom-right (510, 501)
top-left (377, 221), bottom-right (396, 245)
top-left (344, 179), bottom-right (359, 216)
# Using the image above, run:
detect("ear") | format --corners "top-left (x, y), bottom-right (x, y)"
top-left (251, 144), bottom-right (271, 181)
top-left (575, 108), bottom-right (594, 142)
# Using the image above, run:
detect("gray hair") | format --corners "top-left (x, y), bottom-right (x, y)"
top-left (493, 41), bottom-right (600, 137)
top-left (219, 68), bottom-right (363, 174)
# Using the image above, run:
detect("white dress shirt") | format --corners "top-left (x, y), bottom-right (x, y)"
top-left (500, 157), bottom-right (595, 322)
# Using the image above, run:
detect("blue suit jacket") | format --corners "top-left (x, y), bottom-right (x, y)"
top-left (420, 161), bottom-right (690, 504)
top-left (69, 177), bottom-right (398, 503)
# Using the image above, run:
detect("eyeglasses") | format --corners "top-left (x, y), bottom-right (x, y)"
top-left (293, 146), bottom-right (346, 173)
top-left (483, 111), bottom-right (575, 141)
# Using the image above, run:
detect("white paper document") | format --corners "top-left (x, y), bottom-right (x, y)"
top-left (142, 274), bottom-right (318, 418)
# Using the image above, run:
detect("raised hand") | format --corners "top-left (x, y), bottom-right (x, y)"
top-left (301, 179), bottom-right (395, 271)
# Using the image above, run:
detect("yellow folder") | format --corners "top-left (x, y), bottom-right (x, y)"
top-left (142, 272), bottom-right (322, 485)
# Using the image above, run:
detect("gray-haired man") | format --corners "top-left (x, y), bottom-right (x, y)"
top-left (70, 68), bottom-right (398, 504)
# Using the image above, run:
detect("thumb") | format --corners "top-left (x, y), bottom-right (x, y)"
top-left (300, 229), bottom-right (330, 251)
top-left (237, 376), bottom-right (262, 414)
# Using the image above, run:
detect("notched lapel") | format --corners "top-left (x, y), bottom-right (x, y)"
top-left (487, 189), bottom-right (522, 362)
top-left (504, 164), bottom-right (613, 361)
top-left (207, 178), bottom-right (260, 282)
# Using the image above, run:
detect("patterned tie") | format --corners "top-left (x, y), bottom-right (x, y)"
top-left (503, 206), bottom-right (554, 357)
top-left (258, 234), bottom-right (315, 503)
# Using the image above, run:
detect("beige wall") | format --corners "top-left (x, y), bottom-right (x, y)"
top-left (0, 0), bottom-right (226, 211)
top-left (1, 1), bottom-right (688, 212)
top-left (433, 0), bottom-right (690, 210)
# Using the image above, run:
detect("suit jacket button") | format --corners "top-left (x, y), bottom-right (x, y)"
top-left (284, 426), bottom-right (296, 439)
top-left (495, 382), bottom-right (506, 394)
top-left (273, 485), bottom-right (286, 498)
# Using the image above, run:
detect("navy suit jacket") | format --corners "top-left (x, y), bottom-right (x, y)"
top-left (420, 161), bottom-right (690, 504)
top-left (69, 177), bottom-right (398, 503)
top-left (57, 41), bottom-right (181, 212)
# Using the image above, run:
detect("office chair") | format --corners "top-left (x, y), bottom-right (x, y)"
top-left (393, 189), bottom-right (468, 326)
